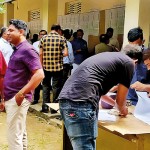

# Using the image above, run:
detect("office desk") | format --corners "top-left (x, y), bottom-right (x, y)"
top-left (96, 106), bottom-right (150, 150)
top-left (47, 103), bottom-right (150, 150)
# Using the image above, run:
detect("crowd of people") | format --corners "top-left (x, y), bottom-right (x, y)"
top-left (0, 18), bottom-right (150, 150)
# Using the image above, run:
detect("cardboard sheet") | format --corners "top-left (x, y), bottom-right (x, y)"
top-left (98, 106), bottom-right (150, 135)
top-left (46, 103), bottom-right (150, 135)
top-left (46, 103), bottom-right (60, 113)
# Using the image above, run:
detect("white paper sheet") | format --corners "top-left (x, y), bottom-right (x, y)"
top-left (134, 92), bottom-right (150, 125)
top-left (98, 109), bottom-right (118, 122)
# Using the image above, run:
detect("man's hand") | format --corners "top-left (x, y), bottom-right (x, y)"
top-left (115, 103), bottom-right (128, 117)
top-left (119, 106), bottom-right (128, 117)
top-left (109, 85), bottom-right (118, 92)
top-left (0, 101), bottom-right (5, 111)
top-left (76, 49), bottom-right (81, 53)
top-left (130, 81), bottom-right (145, 91)
top-left (15, 92), bottom-right (25, 106)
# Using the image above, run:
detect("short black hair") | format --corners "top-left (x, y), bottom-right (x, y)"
top-left (63, 29), bottom-right (73, 40)
top-left (99, 34), bottom-right (109, 43)
top-left (9, 19), bottom-right (28, 36)
top-left (106, 27), bottom-right (114, 33)
top-left (77, 29), bottom-right (84, 34)
top-left (0, 27), bottom-right (7, 37)
top-left (128, 27), bottom-right (143, 42)
top-left (39, 30), bottom-right (47, 35)
top-left (73, 32), bottom-right (77, 39)
top-left (51, 24), bottom-right (61, 31)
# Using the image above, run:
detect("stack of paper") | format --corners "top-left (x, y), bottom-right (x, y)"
top-left (134, 92), bottom-right (150, 125)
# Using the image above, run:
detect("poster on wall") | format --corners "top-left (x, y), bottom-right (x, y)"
top-left (105, 6), bottom-right (125, 36)
top-left (92, 11), bottom-right (100, 36)
top-left (27, 20), bottom-right (42, 37)
top-left (105, 9), bottom-right (111, 32)
top-left (57, 10), bottom-right (100, 43)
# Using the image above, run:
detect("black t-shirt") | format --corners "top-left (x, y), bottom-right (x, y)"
top-left (58, 52), bottom-right (134, 108)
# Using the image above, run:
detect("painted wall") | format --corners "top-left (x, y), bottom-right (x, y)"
top-left (13, 0), bottom-right (58, 33)
top-left (138, 0), bottom-right (150, 47)
top-left (123, 0), bottom-right (140, 46)
top-left (0, 0), bottom-right (149, 47)
top-left (58, 0), bottom-right (125, 15)
top-left (123, 0), bottom-right (150, 47)
top-left (47, 0), bottom-right (58, 32)
top-left (0, 14), bottom-right (4, 28)
top-left (4, 3), bottom-right (14, 27)
top-left (13, 0), bottom-right (42, 22)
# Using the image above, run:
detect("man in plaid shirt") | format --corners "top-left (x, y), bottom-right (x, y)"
top-left (39, 24), bottom-right (68, 113)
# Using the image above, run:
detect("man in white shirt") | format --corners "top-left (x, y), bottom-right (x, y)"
top-left (33, 30), bottom-right (47, 53)
top-left (0, 27), bottom-right (13, 65)
top-left (32, 29), bottom-right (47, 105)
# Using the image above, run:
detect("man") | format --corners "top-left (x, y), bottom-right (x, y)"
top-left (71, 29), bottom-right (88, 73)
top-left (106, 27), bottom-right (120, 51)
top-left (0, 27), bottom-right (13, 65)
top-left (33, 30), bottom-right (47, 53)
top-left (3, 19), bottom-right (44, 150)
top-left (131, 49), bottom-right (150, 93)
top-left (62, 29), bottom-right (74, 85)
top-left (39, 24), bottom-right (68, 113)
top-left (0, 51), bottom-right (7, 111)
top-left (125, 27), bottom-right (150, 105)
top-left (58, 48), bottom-right (142, 149)
top-left (32, 29), bottom-right (47, 105)
top-left (95, 34), bottom-right (113, 54)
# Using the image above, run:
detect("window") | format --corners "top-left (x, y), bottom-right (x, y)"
top-left (65, 0), bottom-right (82, 14)
top-left (28, 9), bottom-right (40, 21)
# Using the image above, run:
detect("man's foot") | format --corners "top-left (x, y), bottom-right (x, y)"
top-left (31, 101), bottom-right (38, 105)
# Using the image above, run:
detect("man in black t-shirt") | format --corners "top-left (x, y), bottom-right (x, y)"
top-left (58, 50), bottom-right (141, 150)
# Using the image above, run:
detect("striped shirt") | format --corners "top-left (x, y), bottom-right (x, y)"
top-left (40, 31), bottom-right (68, 71)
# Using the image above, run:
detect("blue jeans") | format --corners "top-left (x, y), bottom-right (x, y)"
top-left (59, 99), bottom-right (98, 150)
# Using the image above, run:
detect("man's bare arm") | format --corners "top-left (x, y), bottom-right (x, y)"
top-left (15, 69), bottom-right (44, 106)
top-left (131, 81), bottom-right (150, 92)
top-left (63, 47), bottom-right (68, 57)
top-left (115, 84), bottom-right (128, 116)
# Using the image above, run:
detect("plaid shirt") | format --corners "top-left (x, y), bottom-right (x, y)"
top-left (40, 31), bottom-right (68, 71)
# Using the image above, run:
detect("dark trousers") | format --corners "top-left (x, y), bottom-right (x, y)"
top-left (33, 83), bottom-right (42, 102)
top-left (62, 64), bottom-right (72, 86)
top-left (42, 69), bottom-right (63, 111)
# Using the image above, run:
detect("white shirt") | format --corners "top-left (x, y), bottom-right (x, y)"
top-left (33, 41), bottom-right (40, 53)
top-left (0, 37), bottom-right (13, 65)
top-left (63, 41), bottom-right (74, 64)
top-left (109, 37), bottom-right (120, 50)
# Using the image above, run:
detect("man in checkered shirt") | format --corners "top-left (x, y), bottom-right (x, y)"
top-left (39, 24), bottom-right (68, 113)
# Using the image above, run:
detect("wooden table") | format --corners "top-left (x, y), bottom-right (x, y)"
top-left (48, 103), bottom-right (150, 150)
top-left (96, 106), bottom-right (150, 150)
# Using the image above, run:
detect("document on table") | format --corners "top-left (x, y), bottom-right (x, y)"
top-left (134, 91), bottom-right (150, 125)
top-left (98, 109), bottom-right (118, 122)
